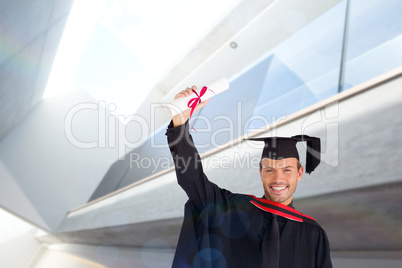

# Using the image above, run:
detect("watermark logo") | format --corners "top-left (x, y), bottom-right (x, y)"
top-left (64, 101), bottom-right (150, 159)
top-left (64, 100), bottom-right (339, 169)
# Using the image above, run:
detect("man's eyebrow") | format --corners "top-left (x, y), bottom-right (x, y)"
top-left (262, 165), bottom-right (294, 168)
top-left (283, 166), bottom-right (294, 168)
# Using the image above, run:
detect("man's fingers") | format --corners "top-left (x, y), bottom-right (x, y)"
top-left (174, 91), bottom-right (185, 100)
top-left (184, 86), bottom-right (196, 96)
top-left (174, 86), bottom-right (197, 99)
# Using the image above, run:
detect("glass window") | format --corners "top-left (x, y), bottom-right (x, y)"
top-left (342, 0), bottom-right (402, 91)
top-left (249, 0), bottom-right (347, 129)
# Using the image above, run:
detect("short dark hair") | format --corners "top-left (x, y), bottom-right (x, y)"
top-left (259, 159), bottom-right (302, 171)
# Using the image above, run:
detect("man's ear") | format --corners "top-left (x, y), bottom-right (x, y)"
top-left (297, 166), bottom-right (303, 182)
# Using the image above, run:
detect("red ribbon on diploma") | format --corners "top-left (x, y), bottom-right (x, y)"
top-left (187, 86), bottom-right (215, 131)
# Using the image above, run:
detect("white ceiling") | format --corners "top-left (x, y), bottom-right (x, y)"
top-left (44, 0), bottom-right (241, 117)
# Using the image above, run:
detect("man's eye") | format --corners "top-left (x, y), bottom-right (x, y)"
top-left (265, 169), bottom-right (273, 173)
top-left (284, 169), bottom-right (291, 172)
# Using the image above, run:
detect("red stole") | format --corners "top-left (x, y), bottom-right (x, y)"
top-left (247, 195), bottom-right (317, 223)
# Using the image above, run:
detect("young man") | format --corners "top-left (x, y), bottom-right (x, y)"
top-left (166, 86), bottom-right (332, 267)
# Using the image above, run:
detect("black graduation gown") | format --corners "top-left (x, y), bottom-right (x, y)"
top-left (166, 121), bottom-right (332, 268)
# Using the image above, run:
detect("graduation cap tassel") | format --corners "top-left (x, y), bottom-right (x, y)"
top-left (291, 135), bottom-right (321, 174)
top-left (305, 137), bottom-right (321, 174)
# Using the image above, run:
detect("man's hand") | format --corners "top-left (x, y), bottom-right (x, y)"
top-left (172, 85), bottom-right (210, 127)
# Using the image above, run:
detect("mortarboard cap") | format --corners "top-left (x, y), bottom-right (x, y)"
top-left (246, 135), bottom-right (321, 174)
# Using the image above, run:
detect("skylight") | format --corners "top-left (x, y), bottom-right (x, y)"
top-left (44, 0), bottom-right (240, 117)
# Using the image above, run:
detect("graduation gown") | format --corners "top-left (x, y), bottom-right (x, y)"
top-left (166, 121), bottom-right (332, 268)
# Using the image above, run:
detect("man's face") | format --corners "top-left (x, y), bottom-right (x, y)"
top-left (259, 157), bottom-right (303, 205)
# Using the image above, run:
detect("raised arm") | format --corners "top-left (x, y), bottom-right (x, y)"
top-left (166, 86), bottom-right (231, 210)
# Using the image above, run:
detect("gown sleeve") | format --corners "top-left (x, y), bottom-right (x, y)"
top-left (166, 120), bottom-right (232, 211)
top-left (315, 228), bottom-right (333, 268)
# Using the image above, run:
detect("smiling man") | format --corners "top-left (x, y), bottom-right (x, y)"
top-left (166, 86), bottom-right (332, 267)
top-left (251, 135), bottom-right (320, 207)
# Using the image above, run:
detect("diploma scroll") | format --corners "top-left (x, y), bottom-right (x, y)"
top-left (165, 77), bottom-right (229, 117)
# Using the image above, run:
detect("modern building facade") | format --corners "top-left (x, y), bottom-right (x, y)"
top-left (1, 0), bottom-right (402, 267)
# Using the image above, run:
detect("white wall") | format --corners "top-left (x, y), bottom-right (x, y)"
top-left (0, 208), bottom-right (44, 268)
top-left (0, 90), bottom-right (121, 231)
top-left (0, 161), bottom-right (50, 230)
top-left (0, 229), bottom-right (44, 268)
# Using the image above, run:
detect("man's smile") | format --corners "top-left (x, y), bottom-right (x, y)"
top-left (270, 185), bottom-right (288, 193)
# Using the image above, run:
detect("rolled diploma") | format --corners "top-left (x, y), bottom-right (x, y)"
top-left (165, 77), bottom-right (229, 117)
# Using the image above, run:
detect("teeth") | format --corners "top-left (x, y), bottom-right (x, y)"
top-left (272, 186), bottom-right (286, 191)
